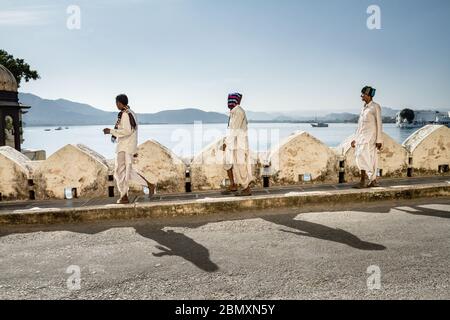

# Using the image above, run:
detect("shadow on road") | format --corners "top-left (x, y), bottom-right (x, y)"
top-left (263, 214), bottom-right (386, 251)
top-left (2, 200), bottom-right (450, 270)
top-left (0, 221), bottom-right (219, 273)
top-left (394, 206), bottom-right (450, 219)
top-left (133, 226), bottom-right (219, 272)
top-left (357, 202), bottom-right (450, 219)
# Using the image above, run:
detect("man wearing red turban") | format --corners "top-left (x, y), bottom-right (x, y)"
top-left (221, 93), bottom-right (254, 196)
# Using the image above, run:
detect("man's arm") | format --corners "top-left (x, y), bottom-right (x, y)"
top-left (375, 104), bottom-right (383, 145)
top-left (352, 113), bottom-right (362, 148)
top-left (110, 112), bottom-right (133, 138)
top-left (224, 110), bottom-right (242, 149)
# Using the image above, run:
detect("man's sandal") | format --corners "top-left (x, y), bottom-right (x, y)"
top-left (368, 180), bottom-right (380, 188)
top-left (221, 189), bottom-right (238, 195)
top-left (147, 182), bottom-right (156, 198)
top-left (352, 181), bottom-right (369, 189)
top-left (235, 190), bottom-right (252, 197)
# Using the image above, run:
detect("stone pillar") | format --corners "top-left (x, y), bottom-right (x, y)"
top-left (0, 146), bottom-right (34, 200)
top-left (33, 144), bottom-right (110, 199)
top-left (268, 131), bottom-right (338, 185)
top-left (403, 125), bottom-right (450, 175)
top-left (132, 139), bottom-right (186, 193)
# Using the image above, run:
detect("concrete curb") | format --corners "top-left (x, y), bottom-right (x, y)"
top-left (1, 182), bottom-right (449, 225)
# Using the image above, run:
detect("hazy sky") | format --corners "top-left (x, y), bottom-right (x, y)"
top-left (1, 0), bottom-right (449, 114)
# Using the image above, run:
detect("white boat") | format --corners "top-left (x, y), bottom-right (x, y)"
top-left (311, 122), bottom-right (329, 127)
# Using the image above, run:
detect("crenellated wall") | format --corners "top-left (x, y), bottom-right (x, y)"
top-left (0, 126), bottom-right (449, 200)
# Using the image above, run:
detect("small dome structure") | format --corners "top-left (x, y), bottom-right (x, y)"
top-left (0, 64), bottom-right (18, 92)
top-left (0, 64), bottom-right (30, 151)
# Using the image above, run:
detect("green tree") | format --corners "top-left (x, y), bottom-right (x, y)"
top-left (0, 49), bottom-right (40, 87)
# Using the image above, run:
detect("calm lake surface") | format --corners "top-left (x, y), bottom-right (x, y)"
top-left (23, 123), bottom-right (417, 159)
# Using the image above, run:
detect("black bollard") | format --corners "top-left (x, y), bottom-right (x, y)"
top-left (338, 160), bottom-right (345, 183)
top-left (185, 169), bottom-right (192, 193)
top-left (108, 186), bottom-right (115, 197)
top-left (263, 176), bottom-right (270, 188)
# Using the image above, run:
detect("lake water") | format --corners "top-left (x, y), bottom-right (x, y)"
top-left (23, 123), bottom-right (417, 160)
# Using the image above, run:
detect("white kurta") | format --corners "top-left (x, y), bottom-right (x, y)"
top-left (223, 105), bottom-right (253, 188)
top-left (110, 110), bottom-right (139, 155)
top-left (354, 100), bottom-right (383, 182)
top-left (110, 109), bottom-right (149, 197)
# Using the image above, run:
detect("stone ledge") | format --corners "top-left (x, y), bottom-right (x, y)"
top-left (1, 181), bottom-right (449, 225)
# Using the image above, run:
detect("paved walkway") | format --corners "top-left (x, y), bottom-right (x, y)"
top-left (1, 176), bottom-right (449, 213)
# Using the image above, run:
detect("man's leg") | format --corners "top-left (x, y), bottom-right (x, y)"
top-left (234, 151), bottom-right (253, 196)
top-left (361, 170), bottom-right (367, 183)
top-left (354, 144), bottom-right (370, 189)
top-left (352, 169), bottom-right (369, 189)
top-left (239, 184), bottom-right (252, 196)
top-left (129, 166), bottom-right (156, 195)
top-left (136, 173), bottom-right (156, 195)
top-left (123, 154), bottom-right (156, 196)
top-left (114, 152), bottom-right (130, 203)
top-left (368, 148), bottom-right (380, 187)
top-left (226, 168), bottom-right (238, 191)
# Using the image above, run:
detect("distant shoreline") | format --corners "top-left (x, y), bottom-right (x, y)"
top-left (23, 120), bottom-right (401, 127)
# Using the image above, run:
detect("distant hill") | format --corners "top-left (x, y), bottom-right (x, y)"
top-left (321, 112), bottom-right (358, 122)
top-left (382, 107), bottom-right (400, 118)
top-left (246, 111), bottom-right (288, 121)
top-left (247, 107), bottom-right (401, 122)
top-left (19, 93), bottom-right (228, 126)
top-left (138, 108), bottom-right (228, 124)
top-left (19, 93), bottom-right (418, 126)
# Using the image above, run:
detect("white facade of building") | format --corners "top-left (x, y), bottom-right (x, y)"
top-left (396, 110), bottom-right (450, 128)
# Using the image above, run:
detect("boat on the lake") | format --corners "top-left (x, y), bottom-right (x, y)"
top-left (311, 122), bottom-right (329, 128)
top-left (44, 129), bottom-right (51, 131)
top-left (55, 127), bottom-right (63, 131)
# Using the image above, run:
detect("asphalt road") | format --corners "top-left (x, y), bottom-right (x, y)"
top-left (0, 198), bottom-right (449, 300)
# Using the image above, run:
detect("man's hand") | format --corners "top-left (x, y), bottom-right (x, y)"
top-left (103, 128), bottom-right (111, 135)
top-left (221, 143), bottom-right (226, 151)
top-left (376, 143), bottom-right (382, 150)
top-left (351, 140), bottom-right (356, 148)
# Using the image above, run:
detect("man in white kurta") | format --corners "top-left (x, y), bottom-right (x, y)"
top-left (222, 93), bottom-right (253, 196)
top-left (352, 86), bottom-right (383, 188)
top-left (103, 94), bottom-right (155, 204)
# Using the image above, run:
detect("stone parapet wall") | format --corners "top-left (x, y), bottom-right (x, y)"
top-left (1, 126), bottom-right (449, 200)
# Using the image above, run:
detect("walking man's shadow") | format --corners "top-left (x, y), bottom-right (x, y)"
top-left (395, 205), bottom-right (450, 219)
top-left (263, 214), bottom-right (386, 251)
top-left (134, 226), bottom-right (219, 272)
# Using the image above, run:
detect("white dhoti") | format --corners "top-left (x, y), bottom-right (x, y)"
top-left (354, 101), bottom-right (383, 183)
top-left (114, 151), bottom-right (148, 197)
top-left (224, 146), bottom-right (253, 189)
top-left (355, 143), bottom-right (379, 182)
top-left (223, 105), bottom-right (253, 189)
